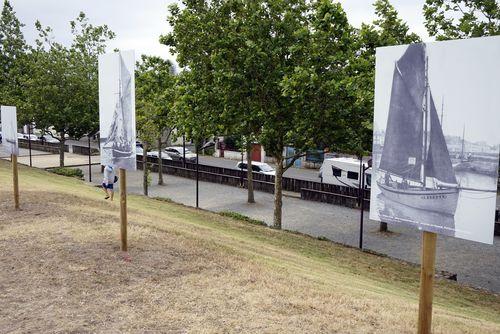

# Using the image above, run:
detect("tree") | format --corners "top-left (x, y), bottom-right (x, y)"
top-left (0, 0), bottom-right (28, 122)
top-left (25, 13), bottom-right (114, 166)
top-left (164, 0), bottom-right (371, 228)
top-left (136, 55), bottom-right (176, 186)
top-left (162, 1), bottom-right (223, 165)
top-left (424, 0), bottom-right (500, 40)
top-left (136, 101), bottom-right (157, 196)
top-left (270, 0), bottom-right (357, 228)
top-left (350, 0), bottom-right (421, 155)
top-left (164, 0), bottom-right (275, 204)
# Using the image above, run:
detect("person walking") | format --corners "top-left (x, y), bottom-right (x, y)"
top-left (102, 164), bottom-right (116, 201)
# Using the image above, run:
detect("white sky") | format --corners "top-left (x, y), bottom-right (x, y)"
top-left (7, 0), bottom-right (430, 66)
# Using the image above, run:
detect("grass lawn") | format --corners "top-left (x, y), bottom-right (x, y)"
top-left (0, 159), bottom-right (499, 333)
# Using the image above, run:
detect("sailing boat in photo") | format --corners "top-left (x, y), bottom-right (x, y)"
top-left (102, 53), bottom-right (133, 160)
top-left (377, 43), bottom-right (459, 216)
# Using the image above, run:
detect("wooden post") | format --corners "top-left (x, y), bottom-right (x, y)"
top-left (119, 168), bottom-right (127, 251)
top-left (12, 154), bottom-right (19, 210)
top-left (418, 231), bottom-right (437, 334)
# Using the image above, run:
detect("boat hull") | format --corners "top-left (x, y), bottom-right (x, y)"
top-left (377, 180), bottom-right (459, 216)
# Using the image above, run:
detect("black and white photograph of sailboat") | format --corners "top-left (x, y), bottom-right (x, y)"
top-left (99, 50), bottom-right (136, 171)
top-left (1, 106), bottom-right (19, 157)
top-left (377, 43), bottom-right (459, 218)
top-left (370, 37), bottom-right (500, 244)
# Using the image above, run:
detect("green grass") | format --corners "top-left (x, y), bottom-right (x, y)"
top-left (1, 159), bottom-right (499, 333)
top-left (48, 166), bottom-right (84, 179)
top-left (218, 210), bottom-right (267, 226)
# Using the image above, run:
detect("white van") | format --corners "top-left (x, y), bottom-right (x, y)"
top-left (319, 157), bottom-right (371, 188)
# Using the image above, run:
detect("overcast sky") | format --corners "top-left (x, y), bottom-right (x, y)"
top-left (7, 0), bottom-right (430, 65)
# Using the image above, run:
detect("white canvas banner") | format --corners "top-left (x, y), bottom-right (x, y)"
top-left (370, 36), bottom-right (500, 244)
top-left (98, 50), bottom-right (136, 170)
top-left (1, 106), bottom-right (19, 156)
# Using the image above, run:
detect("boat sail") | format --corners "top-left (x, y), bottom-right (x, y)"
top-left (377, 43), bottom-right (459, 216)
top-left (102, 53), bottom-right (133, 159)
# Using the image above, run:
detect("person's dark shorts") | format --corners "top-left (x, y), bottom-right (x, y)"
top-left (102, 182), bottom-right (114, 190)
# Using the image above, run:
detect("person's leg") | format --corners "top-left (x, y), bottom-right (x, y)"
top-left (102, 184), bottom-right (110, 199)
top-left (108, 184), bottom-right (114, 201)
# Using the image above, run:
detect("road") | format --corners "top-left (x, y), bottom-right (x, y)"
top-left (198, 155), bottom-right (320, 181)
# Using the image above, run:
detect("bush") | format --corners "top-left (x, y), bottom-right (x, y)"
top-left (49, 167), bottom-right (84, 180)
top-left (219, 211), bottom-right (267, 226)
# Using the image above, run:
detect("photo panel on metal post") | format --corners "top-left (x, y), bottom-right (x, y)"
top-left (369, 36), bottom-right (500, 244)
top-left (1, 106), bottom-right (19, 156)
top-left (98, 50), bottom-right (136, 171)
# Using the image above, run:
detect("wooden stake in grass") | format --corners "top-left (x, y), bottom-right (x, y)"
top-left (119, 168), bottom-right (127, 251)
top-left (417, 231), bottom-right (437, 334)
top-left (12, 154), bottom-right (19, 210)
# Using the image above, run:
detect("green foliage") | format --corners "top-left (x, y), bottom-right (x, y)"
top-left (424, 0), bottom-right (500, 40)
top-left (0, 0), bottom-right (28, 121)
top-left (219, 211), bottom-right (267, 226)
top-left (25, 13), bottom-right (114, 141)
top-left (347, 0), bottom-right (421, 155)
top-left (152, 196), bottom-right (175, 203)
top-left (136, 55), bottom-right (176, 147)
top-left (49, 167), bottom-right (84, 179)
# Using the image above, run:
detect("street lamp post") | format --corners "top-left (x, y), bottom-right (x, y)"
top-left (183, 134), bottom-right (186, 168)
top-left (27, 123), bottom-right (32, 167)
top-left (359, 159), bottom-right (372, 250)
top-left (196, 140), bottom-right (215, 209)
top-left (88, 135), bottom-right (92, 182)
top-left (240, 149), bottom-right (244, 187)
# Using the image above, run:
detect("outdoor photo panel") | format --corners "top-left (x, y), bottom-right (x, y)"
top-left (370, 36), bottom-right (500, 244)
top-left (1, 106), bottom-right (19, 156)
top-left (98, 50), bottom-right (136, 170)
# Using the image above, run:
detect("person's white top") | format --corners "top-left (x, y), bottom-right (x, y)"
top-left (103, 165), bottom-right (115, 185)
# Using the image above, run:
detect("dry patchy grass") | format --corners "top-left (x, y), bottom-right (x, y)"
top-left (0, 160), bottom-right (499, 333)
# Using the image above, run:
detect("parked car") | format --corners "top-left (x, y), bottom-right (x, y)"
top-left (17, 133), bottom-right (24, 139)
top-left (236, 161), bottom-right (276, 176)
top-left (136, 146), bottom-right (144, 156)
top-left (318, 157), bottom-right (371, 188)
top-left (164, 146), bottom-right (197, 163)
top-left (38, 135), bottom-right (59, 143)
top-left (23, 134), bottom-right (38, 141)
top-left (147, 150), bottom-right (172, 160)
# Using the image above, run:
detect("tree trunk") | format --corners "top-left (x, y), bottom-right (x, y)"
top-left (158, 136), bottom-right (164, 185)
top-left (273, 154), bottom-right (284, 229)
top-left (380, 222), bottom-right (388, 232)
top-left (59, 138), bottom-right (65, 167)
top-left (143, 142), bottom-right (149, 196)
top-left (246, 144), bottom-right (255, 203)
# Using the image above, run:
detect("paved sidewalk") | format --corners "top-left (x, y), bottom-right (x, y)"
top-left (1, 146), bottom-right (99, 168)
top-left (80, 164), bottom-right (500, 293)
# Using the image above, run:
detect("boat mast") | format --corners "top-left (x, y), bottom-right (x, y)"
top-left (461, 125), bottom-right (465, 158)
top-left (422, 53), bottom-right (430, 188)
top-left (440, 97), bottom-right (444, 125)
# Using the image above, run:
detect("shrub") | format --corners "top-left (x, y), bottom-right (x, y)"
top-left (49, 167), bottom-right (84, 180)
top-left (219, 211), bottom-right (267, 226)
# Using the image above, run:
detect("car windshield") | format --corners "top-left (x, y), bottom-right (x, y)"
top-left (259, 164), bottom-right (274, 172)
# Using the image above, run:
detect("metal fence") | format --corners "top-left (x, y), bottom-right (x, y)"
top-left (138, 156), bottom-right (370, 209)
